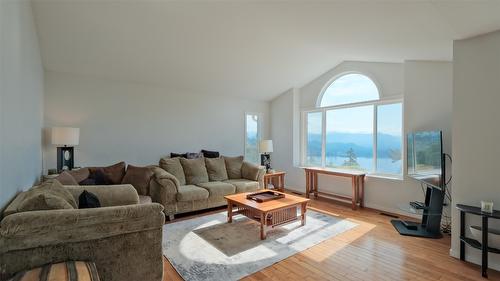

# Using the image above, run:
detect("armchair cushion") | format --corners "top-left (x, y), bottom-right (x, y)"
top-left (159, 157), bottom-right (186, 185)
top-left (180, 158), bottom-right (209, 185)
top-left (176, 185), bottom-right (209, 202)
top-left (4, 180), bottom-right (78, 216)
top-left (205, 157), bottom-right (228, 181)
top-left (64, 185), bottom-right (139, 207)
top-left (223, 155), bottom-right (244, 179)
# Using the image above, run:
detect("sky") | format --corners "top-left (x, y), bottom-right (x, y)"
top-left (308, 73), bottom-right (402, 136)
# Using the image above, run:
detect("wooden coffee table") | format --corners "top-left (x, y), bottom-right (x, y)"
top-left (224, 191), bottom-right (310, 240)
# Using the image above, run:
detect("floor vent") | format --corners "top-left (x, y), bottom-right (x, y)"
top-left (380, 212), bottom-right (399, 219)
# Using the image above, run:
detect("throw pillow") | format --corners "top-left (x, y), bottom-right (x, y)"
top-left (201, 149), bottom-right (220, 158)
top-left (89, 162), bottom-right (126, 185)
top-left (83, 169), bottom-right (108, 185)
top-left (224, 155), bottom-right (244, 179)
top-left (55, 171), bottom-right (78, 185)
top-left (159, 157), bottom-right (186, 185)
top-left (68, 167), bottom-right (90, 183)
top-left (180, 157), bottom-right (209, 185)
top-left (205, 157), bottom-right (228, 181)
top-left (186, 152), bottom-right (203, 159)
top-left (241, 162), bottom-right (261, 181)
top-left (16, 179), bottom-right (78, 213)
top-left (170, 152), bottom-right (188, 158)
top-left (121, 165), bottom-right (155, 195)
top-left (79, 190), bottom-right (101, 208)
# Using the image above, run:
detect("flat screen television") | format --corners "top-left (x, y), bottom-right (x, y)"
top-left (407, 131), bottom-right (444, 188)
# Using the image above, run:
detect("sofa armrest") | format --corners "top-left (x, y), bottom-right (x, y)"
top-left (241, 162), bottom-right (266, 188)
top-left (64, 184), bottom-right (139, 207)
top-left (0, 203), bottom-right (165, 253)
top-left (149, 167), bottom-right (179, 216)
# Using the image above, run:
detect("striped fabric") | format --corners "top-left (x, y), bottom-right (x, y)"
top-left (8, 261), bottom-right (100, 281)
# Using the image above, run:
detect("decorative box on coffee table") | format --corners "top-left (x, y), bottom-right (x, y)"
top-left (225, 191), bottom-right (309, 240)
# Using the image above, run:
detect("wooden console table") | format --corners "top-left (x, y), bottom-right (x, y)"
top-left (457, 204), bottom-right (500, 278)
top-left (263, 171), bottom-right (286, 192)
top-left (303, 167), bottom-right (366, 210)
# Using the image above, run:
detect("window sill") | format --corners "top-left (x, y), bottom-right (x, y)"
top-left (367, 173), bottom-right (404, 181)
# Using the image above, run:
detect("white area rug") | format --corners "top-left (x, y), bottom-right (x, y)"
top-left (163, 210), bottom-right (357, 281)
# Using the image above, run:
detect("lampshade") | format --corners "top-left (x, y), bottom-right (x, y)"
top-left (51, 127), bottom-right (80, 146)
top-left (259, 140), bottom-right (273, 153)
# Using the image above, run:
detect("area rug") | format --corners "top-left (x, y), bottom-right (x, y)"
top-left (163, 210), bottom-right (357, 281)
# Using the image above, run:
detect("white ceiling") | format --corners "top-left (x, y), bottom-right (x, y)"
top-left (32, 0), bottom-right (500, 101)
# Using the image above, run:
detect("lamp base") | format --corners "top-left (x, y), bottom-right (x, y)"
top-left (260, 154), bottom-right (271, 173)
top-left (57, 146), bottom-right (74, 172)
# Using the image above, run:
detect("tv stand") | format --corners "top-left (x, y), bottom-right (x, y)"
top-left (391, 184), bottom-right (444, 238)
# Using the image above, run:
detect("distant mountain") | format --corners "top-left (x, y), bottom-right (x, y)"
top-left (307, 132), bottom-right (401, 158)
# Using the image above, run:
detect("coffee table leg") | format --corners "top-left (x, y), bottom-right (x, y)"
top-left (301, 203), bottom-right (307, 226)
top-left (260, 212), bottom-right (266, 240)
top-left (227, 202), bottom-right (233, 223)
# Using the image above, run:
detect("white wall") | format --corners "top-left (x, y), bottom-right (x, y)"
top-left (271, 60), bottom-right (452, 216)
top-left (0, 1), bottom-right (43, 209)
top-left (0, 0), bottom-right (44, 209)
top-left (43, 71), bottom-right (270, 170)
top-left (451, 30), bottom-right (500, 270)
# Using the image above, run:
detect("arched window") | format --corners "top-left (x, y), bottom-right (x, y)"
top-left (304, 72), bottom-right (403, 177)
top-left (319, 73), bottom-right (379, 107)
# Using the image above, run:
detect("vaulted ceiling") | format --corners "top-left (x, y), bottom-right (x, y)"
top-left (32, 0), bottom-right (500, 101)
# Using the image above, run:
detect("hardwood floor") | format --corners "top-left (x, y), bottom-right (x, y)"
top-left (162, 194), bottom-right (500, 281)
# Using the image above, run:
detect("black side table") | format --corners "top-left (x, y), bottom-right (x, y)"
top-left (457, 204), bottom-right (500, 278)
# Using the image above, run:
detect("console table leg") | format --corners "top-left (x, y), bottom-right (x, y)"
top-left (301, 203), bottom-right (307, 226)
top-left (351, 177), bottom-right (357, 210)
top-left (305, 171), bottom-right (310, 198)
top-left (313, 172), bottom-right (318, 198)
top-left (482, 216), bottom-right (488, 278)
top-left (460, 210), bottom-right (465, 261)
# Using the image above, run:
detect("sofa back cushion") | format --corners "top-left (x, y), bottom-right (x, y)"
top-left (205, 157), bottom-right (228, 181)
top-left (121, 165), bottom-right (155, 195)
top-left (89, 162), bottom-right (126, 185)
top-left (4, 180), bottom-right (78, 216)
top-left (241, 162), bottom-right (261, 181)
top-left (159, 157), bottom-right (186, 185)
top-left (68, 167), bottom-right (90, 183)
top-left (224, 156), bottom-right (244, 179)
top-left (55, 171), bottom-right (79, 185)
top-left (180, 157), bottom-right (209, 185)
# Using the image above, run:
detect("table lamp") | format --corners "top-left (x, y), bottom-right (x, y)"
top-left (51, 127), bottom-right (79, 172)
top-left (259, 140), bottom-right (273, 173)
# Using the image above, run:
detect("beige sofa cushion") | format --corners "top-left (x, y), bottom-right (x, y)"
top-left (176, 185), bottom-right (210, 202)
top-left (224, 156), bottom-right (244, 179)
top-left (224, 179), bottom-right (260, 193)
top-left (196, 181), bottom-right (235, 197)
top-left (205, 157), bottom-right (228, 181)
top-left (55, 171), bottom-right (79, 185)
top-left (121, 165), bottom-right (155, 195)
top-left (241, 162), bottom-right (261, 181)
top-left (6, 180), bottom-right (78, 215)
top-left (180, 158), bottom-right (209, 185)
top-left (159, 157), bottom-right (186, 185)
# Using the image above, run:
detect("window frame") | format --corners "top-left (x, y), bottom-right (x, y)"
top-left (302, 89), bottom-right (404, 177)
top-left (317, 71), bottom-right (381, 108)
top-left (244, 112), bottom-right (263, 164)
